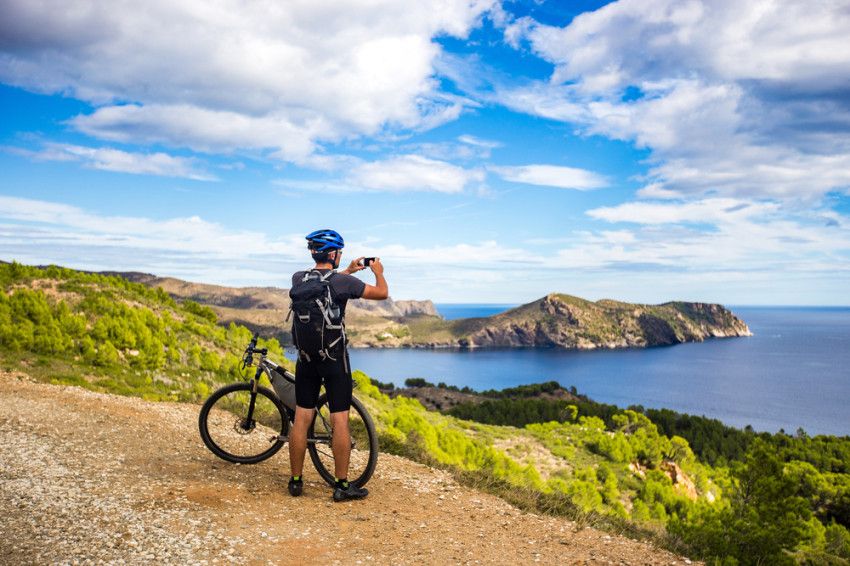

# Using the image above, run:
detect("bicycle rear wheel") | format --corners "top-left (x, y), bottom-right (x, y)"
top-left (199, 382), bottom-right (289, 464)
top-left (307, 394), bottom-right (378, 487)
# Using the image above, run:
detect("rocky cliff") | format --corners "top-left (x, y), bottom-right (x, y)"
top-left (349, 297), bottom-right (439, 317)
top-left (391, 293), bottom-right (751, 350)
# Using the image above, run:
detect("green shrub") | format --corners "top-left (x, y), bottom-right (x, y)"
top-left (404, 377), bottom-right (435, 388)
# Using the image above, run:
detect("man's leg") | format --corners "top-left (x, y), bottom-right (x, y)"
top-left (289, 406), bottom-right (315, 477)
top-left (324, 354), bottom-right (366, 501)
top-left (331, 410), bottom-right (350, 480)
top-left (290, 358), bottom-right (321, 495)
top-left (324, 354), bottom-right (354, 480)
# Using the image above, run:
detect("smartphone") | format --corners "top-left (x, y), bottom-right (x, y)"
top-left (363, 257), bottom-right (376, 267)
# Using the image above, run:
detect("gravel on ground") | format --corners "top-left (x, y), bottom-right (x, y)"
top-left (0, 371), bottom-right (698, 565)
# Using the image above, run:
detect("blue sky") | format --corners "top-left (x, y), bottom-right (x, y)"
top-left (1, 0), bottom-right (849, 304)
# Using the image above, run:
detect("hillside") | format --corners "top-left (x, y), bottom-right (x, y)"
top-left (0, 371), bottom-right (692, 564)
top-left (396, 294), bottom-right (751, 349)
top-left (111, 271), bottom-right (438, 344)
top-left (2, 261), bottom-right (847, 564)
top-left (385, 379), bottom-right (581, 412)
top-left (111, 270), bottom-right (750, 350)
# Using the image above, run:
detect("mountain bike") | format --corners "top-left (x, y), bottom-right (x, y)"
top-left (198, 333), bottom-right (378, 487)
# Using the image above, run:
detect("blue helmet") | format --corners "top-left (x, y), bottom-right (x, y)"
top-left (305, 229), bottom-right (344, 252)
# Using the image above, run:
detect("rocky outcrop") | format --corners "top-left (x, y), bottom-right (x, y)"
top-left (660, 460), bottom-right (699, 501)
top-left (113, 270), bottom-right (750, 352)
top-left (637, 313), bottom-right (679, 346)
top-left (350, 298), bottom-right (438, 318)
top-left (402, 293), bottom-right (751, 350)
top-left (394, 299), bottom-right (439, 317)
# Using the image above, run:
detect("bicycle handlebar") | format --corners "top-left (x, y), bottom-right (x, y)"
top-left (241, 333), bottom-right (267, 369)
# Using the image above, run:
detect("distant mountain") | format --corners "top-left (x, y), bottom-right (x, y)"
top-left (108, 271), bottom-right (438, 343)
top-left (396, 293), bottom-right (751, 349)
top-left (110, 271), bottom-right (750, 351)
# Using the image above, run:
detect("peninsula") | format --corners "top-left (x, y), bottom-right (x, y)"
top-left (115, 272), bottom-right (751, 351)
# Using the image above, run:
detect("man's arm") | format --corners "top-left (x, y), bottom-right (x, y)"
top-left (360, 258), bottom-right (388, 300)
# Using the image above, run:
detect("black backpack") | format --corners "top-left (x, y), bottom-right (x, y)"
top-left (288, 270), bottom-right (346, 362)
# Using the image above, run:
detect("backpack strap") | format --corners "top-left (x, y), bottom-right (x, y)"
top-left (301, 268), bottom-right (337, 282)
top-left (316, 297), bottom-right (342, 329)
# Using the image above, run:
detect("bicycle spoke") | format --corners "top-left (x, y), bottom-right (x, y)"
top-left (204, 388), bottom-right (283, 460)
top-left (309, 397), bottom-right (375, 485)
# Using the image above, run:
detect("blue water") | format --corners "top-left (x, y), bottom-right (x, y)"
top-left (348, 307), bottom-right (850, 436)
top-left (435, 304), bottom-right (519, 320)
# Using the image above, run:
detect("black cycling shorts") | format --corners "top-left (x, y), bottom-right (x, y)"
top-left (295, 352), bottom-right (352, 413)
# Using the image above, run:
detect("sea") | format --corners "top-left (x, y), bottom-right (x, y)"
top-left (347, 305), bottom-right (850, 437)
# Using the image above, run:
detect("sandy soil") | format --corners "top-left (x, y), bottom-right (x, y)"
top-left (0, 371), bottom-right (697, 565)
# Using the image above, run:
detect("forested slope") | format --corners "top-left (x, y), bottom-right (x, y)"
top-left (0, 261), bottom-right (287, 402)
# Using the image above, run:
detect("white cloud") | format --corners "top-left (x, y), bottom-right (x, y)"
top-left (276, 154), bottom-right (487, 193)
top-left (557, 215), bottom-right (850, 278)
top-left (387, 134), bottom-right (501, 161)
top-left (491, 164), bottom-right (607, 190)
top-left (0, 195), bottom-right (301, 258)
top-left (636, 183), bottom-right (681, 200)
top-left (458, 135), bottom-right (501, 149)
top-left (0, 195), bottom-right (543, 296)
top-left (399, 139), bottom-right (494, 162)
top-left (587, 198), bottom-right (780, 225)
top-left (526, 0), bottom-right (850, 92)
top-left (0, 0), bottom-right (495, 163)
top-left (347, 155), bottom-right (485, 193)
top-left (2, 195), bottom-right (848, 303)
top-left (498, 0), bottom-right (850, 201)
top-left (69, 104), bottom-right (327, 164)
top-left (22, 143), bottom-right (216, 181)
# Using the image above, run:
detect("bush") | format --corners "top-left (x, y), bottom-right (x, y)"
top-left (405, 377), bottom-right (435, 388)
top-left (370, 378), bottom-right (395, 390)
top-left (670, 440), bottom-right (816, 565)
top-left (182, 300), bottom-right (217, 323)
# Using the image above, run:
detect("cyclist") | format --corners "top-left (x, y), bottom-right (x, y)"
top-left (287, 228), bottom-right (388, 501)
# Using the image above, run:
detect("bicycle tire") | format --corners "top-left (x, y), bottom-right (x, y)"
top-left (307, 394), bottom-right (378, 487)
top-left (199, 382), bottom-right (289, 464)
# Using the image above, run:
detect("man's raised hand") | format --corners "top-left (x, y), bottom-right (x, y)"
top-left (343, 257), bottom-right (367, 275)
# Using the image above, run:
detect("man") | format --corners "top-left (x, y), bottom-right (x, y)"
top-left (287, 228), bottom-right (388, 502)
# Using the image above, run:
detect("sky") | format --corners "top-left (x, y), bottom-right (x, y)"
top-left (1, 0), bottom-right (849, 305)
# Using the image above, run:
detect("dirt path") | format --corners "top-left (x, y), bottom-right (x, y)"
top-left (0, 372), bottom-right (696, 565)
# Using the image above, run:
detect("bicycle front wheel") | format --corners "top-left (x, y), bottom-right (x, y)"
top-left (199, 382), bottom-right (289, 464)
top-left (308, 395), bottom-right (378, 487)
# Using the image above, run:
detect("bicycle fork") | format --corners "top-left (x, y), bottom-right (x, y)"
top-left (240, 371), bottom-right (263, 432)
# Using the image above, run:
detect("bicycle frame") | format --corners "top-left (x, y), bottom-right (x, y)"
top-left (243, 350), bottom-right (336, 448)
